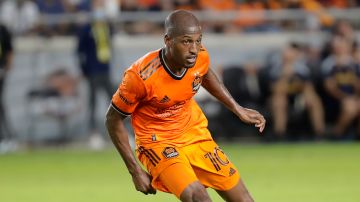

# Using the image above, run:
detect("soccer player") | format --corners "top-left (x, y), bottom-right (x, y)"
top-left (105, 10), bottom-right (266, 202)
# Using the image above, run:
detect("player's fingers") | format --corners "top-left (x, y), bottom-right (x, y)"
top-left (253, 118), bottom-right (260, 124)
top-left (138, 186), bottom-right (152, 195)
top-left (254, 118), bottom-right (265, 132)
top-left (257, 115), bottom-right (265, 124)
top-left (259, 121), bottom-right (266, 132)
top-left (259, 124), bottom-right (265, 133)
top-left (256, 123), bottom-right (264, 132)
top-left (150, 189), bottom-right (157, 195)
top-left (255, 115), bottom-right (264, 124)
top-left (140, 190), bottom-right (154, 195)
top-left (149, 185), bottom-right (157, 195)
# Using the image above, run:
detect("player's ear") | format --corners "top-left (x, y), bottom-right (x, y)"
top-left (164, 34), bottom-right (171, 47)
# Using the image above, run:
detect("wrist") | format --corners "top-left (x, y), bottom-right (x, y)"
top-left (128, 165), bottom-right (142, 176)
top-left (235, 105), bottom-right (245, 117)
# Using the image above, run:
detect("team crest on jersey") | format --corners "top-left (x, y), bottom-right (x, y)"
top-left (159, 95), bottom-right (170, 103)
top-left (162, 147), bottom-right (179, 159)
top-left (192, 72), bottom-right (202, 93)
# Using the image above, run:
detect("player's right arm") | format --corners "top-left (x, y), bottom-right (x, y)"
top-left (201, 68), bottom-right (266, 133)
top-left (105, 106), bottom-right (156, 195)
top-left (105, 70), bottom-right (155, 195)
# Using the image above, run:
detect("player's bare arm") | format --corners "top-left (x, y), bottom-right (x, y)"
top-left (201, 68), bottom-right (266, 132)
top-left (105, 105), bottom-right (156, 195)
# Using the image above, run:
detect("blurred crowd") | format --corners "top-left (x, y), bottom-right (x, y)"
top-left (0, 0), bottom-right (360, 152)
top-left (213, 19), bottom-right (360, 142)
top-left (1, 0), bottom-right (360, 36)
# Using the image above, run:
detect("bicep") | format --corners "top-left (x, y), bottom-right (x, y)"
top-left (106, 104), bottom-right (127, 122)
top-left (200, 68), bottom-right (236, 105)
top-left (105, 105), bottom-right (128, 133)
top-left (201, 68), bottom-right (220, 90)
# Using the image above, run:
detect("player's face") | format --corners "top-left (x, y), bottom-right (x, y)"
top-left (168, 31), bottom-right (202, 68)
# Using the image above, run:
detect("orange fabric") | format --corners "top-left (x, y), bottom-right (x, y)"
top-left (175, 5), bottom-right (195, 11)
top-left (267, 0), bottom-right (334, 27)
top-left (320, 0), bottom-right (349, 8)
top-left (198, 0), bottom-right (236, 11)
top-left (235, 2), bottom-right (265, 27)
top-left (112, 48), bottom-right (212, 147)
top-left (136, 140), bottom-right (240, 198)
top-left (137, 0), bottom-right (159, 7)
top-left (267, 0), bottom-right (283, 10)
top-left (301, 0), bottom-right (334, 27)
top-left (158, 162), bottom-right (198, 198)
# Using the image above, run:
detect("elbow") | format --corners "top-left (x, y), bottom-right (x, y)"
top-left (105, 114), bottom-right (113, 129)
top-left (105, 109), bottom-right (113, 129)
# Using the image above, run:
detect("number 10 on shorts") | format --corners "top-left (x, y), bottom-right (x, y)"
top-left (204, 147), bottom-right (230, 171)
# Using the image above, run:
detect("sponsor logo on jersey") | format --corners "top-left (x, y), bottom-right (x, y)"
top-left (154, 101), bottom-right (187, 118)
top-left (118, 93), bottom-right (134, 106)
top-left (162, 147), bottom-right (179, 159)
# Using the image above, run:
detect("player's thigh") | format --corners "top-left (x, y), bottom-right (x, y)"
top-left (136, 146), bottom-right (193, 197)
top-left (186, 140), bottom-right (240, 191)
top-left (216, 178), bottom-right (254, 202)
top-left (158, 162), bottom-right (199, 199)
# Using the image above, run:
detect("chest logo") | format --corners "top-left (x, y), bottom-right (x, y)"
top-left (192, 72), bottom-right (202, 93)
top-left (162, 147), bottom-right (179, 159)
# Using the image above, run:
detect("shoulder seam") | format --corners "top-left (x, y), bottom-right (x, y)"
top-left (139, 58), bottom-right (161, 80)
top-left (139, 56), bottom-right (159, 74)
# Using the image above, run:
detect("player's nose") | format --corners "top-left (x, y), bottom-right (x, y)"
top-left (188, 42), bottom-right (198, 55)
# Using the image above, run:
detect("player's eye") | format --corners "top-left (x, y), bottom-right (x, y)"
top-left (183, 40), bottom-right (191, 45)
top-left (196, 39), bottom-right (202, 45)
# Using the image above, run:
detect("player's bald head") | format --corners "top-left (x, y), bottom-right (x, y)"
top-left (165, 10), bottom-right (201, 38)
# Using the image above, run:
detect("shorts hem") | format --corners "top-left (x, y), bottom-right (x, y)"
top-left (214, 173), bottom-right (240, 192)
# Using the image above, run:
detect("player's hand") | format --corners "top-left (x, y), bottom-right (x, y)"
top-left (131, 169), bottom-right (157, 195)
top-left (237, 107), bottom-right (266, 133)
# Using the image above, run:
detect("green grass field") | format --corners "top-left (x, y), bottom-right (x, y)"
top-left (0, 142), bottom-right (359, 202)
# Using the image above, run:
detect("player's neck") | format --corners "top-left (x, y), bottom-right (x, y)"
top-left (163, 49), bottom-right (186, 76)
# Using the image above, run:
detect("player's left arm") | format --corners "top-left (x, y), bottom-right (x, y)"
top-left (201, 68), bottom-right (266, 133)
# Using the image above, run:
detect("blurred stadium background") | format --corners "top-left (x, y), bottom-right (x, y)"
top-left (0, 0), bottom-right (359, 201)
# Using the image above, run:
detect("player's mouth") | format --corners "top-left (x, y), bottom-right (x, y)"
top-left (186, 56), bottom-right (197, 64)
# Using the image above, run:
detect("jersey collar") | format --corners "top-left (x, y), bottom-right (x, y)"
top-left (159, 48), bottom-right (188, 80)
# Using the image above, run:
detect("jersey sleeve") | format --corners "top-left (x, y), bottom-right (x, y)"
top-left (111, 70), bottom-right (146, 116)
top-left (200, 45), bottom-right (210, 73)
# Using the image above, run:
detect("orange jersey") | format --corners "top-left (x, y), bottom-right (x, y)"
top-left (111, 47), bottom-right (213, 147)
